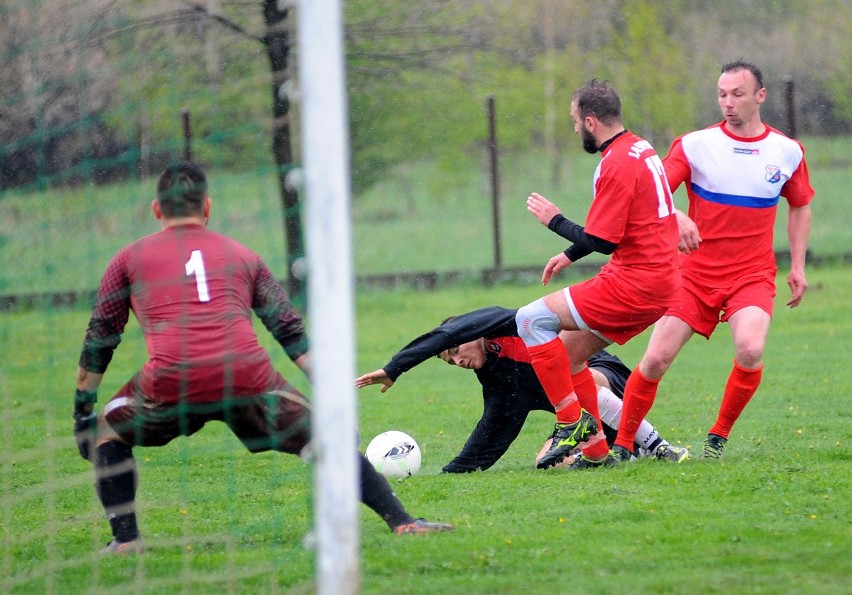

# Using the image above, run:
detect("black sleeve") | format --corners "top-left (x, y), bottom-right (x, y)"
top-left (79, 253), bottom-right (132, 373)
top-left (548, 214), bottom-right (617, 261)
top-left (441, 387), bottom-right (528, 473)
top-left (382, 306), bottom-right (518, 381)
top-left (252, 261), bottom-right (309, 361)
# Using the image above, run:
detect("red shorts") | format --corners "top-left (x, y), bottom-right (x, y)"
top-left (568, 275), bottom-right (674, 345)
top-left (666, 270), bottom-right (776, 339)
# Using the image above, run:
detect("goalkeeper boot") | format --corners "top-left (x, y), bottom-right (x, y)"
top-left (654, 443), bottom-right (690, 463)
top-left (566, 451), bottom-right (618, 470)
top-left (536, 410), bottom-right (599, 469)
top-left (100, 537), bottom-right (145, 555)
top-left (702, 433), bottom-right (727, 460)
top-left (393, 518), bottom-right (455, 535)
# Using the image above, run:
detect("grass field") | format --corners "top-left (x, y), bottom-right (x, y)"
top-left (3, 264), bottom-right (850, 593)
top-left (2, 136), bottom-right (850, 592)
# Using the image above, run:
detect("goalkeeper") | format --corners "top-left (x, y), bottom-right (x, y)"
top-left (355, 306), bottom-right (688, 472)
top-left (74, 162), bottom-right (453, 555)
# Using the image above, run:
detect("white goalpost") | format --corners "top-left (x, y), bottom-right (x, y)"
top-left (297, 0), bottom-right (360, 593)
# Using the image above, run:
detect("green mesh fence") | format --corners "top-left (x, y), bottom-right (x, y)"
top-left (1, 2), bottom-right (315, 592)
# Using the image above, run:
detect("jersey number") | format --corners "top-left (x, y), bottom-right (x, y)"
top-left (185, 250), bottom-right (211, 302)
top-left (645, 155), bottom-right (675, 218)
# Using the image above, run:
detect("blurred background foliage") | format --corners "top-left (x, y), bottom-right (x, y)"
top-left (1, 0), bottom-right (849, 194)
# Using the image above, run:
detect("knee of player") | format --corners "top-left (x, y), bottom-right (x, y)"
top-left (515, 299), bottom-right (561, 346)
top-left (639, 349), bottom-right (676, 378)
top-left (734, 344), bottom-right (765, 369)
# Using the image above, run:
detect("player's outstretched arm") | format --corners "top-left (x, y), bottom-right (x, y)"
top-left (355, 369), bottom-right (394, 393)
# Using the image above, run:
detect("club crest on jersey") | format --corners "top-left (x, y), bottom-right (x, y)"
top-left (733, 147), bottom-right (759, 155)
top-left (765, 165), bottom-right (782, 183)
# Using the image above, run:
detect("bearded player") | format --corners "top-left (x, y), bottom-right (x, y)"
top-left (513, 79), bottom-right (682, 469)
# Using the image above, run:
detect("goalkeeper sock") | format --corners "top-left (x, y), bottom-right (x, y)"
top-left (709, 360), bottom-right (762, 439)
top-left (358, 453), bottom-right (413, 528)
top-left (95, 441), bottom-right (139, 542)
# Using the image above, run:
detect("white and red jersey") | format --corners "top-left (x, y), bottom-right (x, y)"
top-left (664, 121), bottom-right (814, 285)
top-left (584, 131), bottom-right (681, 305)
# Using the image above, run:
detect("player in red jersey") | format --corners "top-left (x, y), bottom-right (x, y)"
top-left (514, 79), bottom-right (681, 469)
top-left (612, 61), bottom-right (814, 461)
top-left (73, 162), bottom-right (453, 554)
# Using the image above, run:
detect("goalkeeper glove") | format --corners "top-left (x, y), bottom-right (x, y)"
top-left (73, 389), bottom-right (98, 461)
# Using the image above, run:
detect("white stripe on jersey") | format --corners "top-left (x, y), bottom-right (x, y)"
top-left (681, 127), bottom-right (804, 209)
top-left (103, 396), bottom-right (133, 416)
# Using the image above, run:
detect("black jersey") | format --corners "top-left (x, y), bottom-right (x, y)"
top-left (380, 306), bottom-right (632, 472)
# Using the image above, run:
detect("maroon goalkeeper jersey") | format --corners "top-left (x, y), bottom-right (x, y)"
top-left (80, 223), bottom-right (307, 404)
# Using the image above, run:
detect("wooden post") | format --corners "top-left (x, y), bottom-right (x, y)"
top-left (783, 76), bottom-right (797, 139)
top-left (487, 95), bottom-right (502, 272)
top-left (181, 107), bottom-right (192, 162)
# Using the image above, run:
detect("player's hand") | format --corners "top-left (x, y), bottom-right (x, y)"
top-left (73, 410), bottom-right (97, 461)
top-left (675, 210), bottom-right (701, 254)
top-left (354, 369), bottom-right (394, 393)
top-left (527, 193), bottom-right (561, 227)
top-left (541, 252), bottom-right (571, 285)
top-left (786, 269), bottom-right (808, 308)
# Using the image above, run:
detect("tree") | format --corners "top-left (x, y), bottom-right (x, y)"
top-left (261, 1), bottom-right (304, 305)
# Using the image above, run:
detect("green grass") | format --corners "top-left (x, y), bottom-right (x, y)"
top-left (2, 265), bottom-right (850, 593)
top-left (1, 136), bottom-right (850, 295)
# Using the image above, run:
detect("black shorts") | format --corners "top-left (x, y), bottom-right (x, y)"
top-left (103, 376), bottom-right (311, 455)
top-left (587, 349), bottom-right (631, 398)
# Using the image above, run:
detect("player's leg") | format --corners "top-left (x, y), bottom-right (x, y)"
top-left (92, 391), bottom-right (143, 554)
top-left (613, 315), bottom-right (694, 458)
top-left (562, 332), bottom-right (613, 462)
top-left (568, 364), bottom-right (616, 464)
top-left (96, 381), bottom-right (208, 554)
top-left (516, 293), bottom-right (599, 468)
top-left (358, 454), bottom-right (454, 535)
top-left (93, 432), bottom-right (142, 553)
top-left (238, 387), bottom-right (453, 535)
top-left (594, 385), bottom-right (687, 462)
top-left (705, 306), bottom-right (769, 458)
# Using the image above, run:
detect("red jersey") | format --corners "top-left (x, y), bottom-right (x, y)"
top-left (584, 131), bottom-right (681, 304)
top-left (664, 121), bottom-right (814, 286)
top-left (80, 224), bottom-right (307, 404)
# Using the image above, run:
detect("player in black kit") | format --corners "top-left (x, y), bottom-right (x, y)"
top-left (355, 306), bottom-right (688, 472)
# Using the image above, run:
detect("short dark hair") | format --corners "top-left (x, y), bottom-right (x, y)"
top-left (721, 60), bottom-right (764, 90)
top-left (573, 79), bottom-right (622, 125)
top-left (156, 162), bottom-right (208, 218)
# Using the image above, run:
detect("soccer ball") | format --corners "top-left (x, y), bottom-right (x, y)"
top-left (365, 430), bottom-right (422, 478)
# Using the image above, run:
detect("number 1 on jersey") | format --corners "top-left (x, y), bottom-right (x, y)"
top-left (185, 250), bottom-right (211, 302)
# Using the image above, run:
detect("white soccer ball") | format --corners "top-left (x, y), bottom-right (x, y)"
top-left (365, 430), bottom-right (422, 478)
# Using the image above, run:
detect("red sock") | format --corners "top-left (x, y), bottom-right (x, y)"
top-left (527, 338), bottom-right (580, 423)
top-left (572, 367), bottom-right (609, 460)
top-left (571, 367), bottom-right (600, 419)
top-left (709, 360), bottom-right (763, 439)
top-left (614, 368), bottom-right (660, 451)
